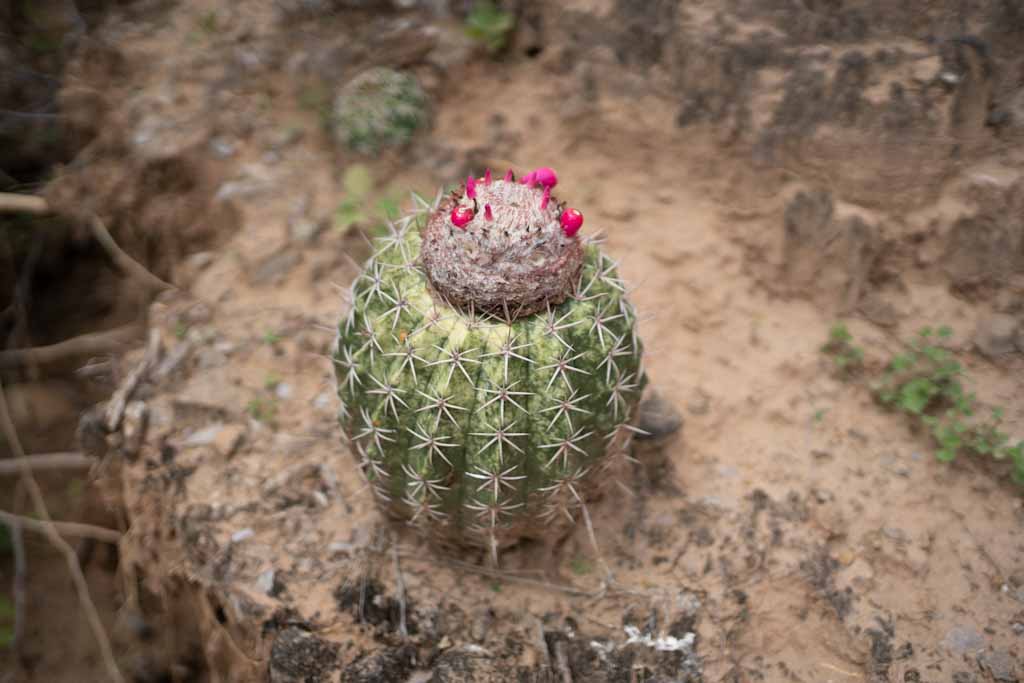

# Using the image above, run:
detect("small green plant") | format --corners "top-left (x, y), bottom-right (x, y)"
top-left (569, 556), bottom-right (593, 575)
top-left (264, 373), bottom-right (282, 391)
top-left (821, 322), bottom-right (864, 377)
top-left (333, 164), bottom-right (403, 238)
top-left (197, 10), bottom-right (219, 34)
top-left (262, 330), bottom-right (282, 346)
top-left (464, 0), bottom-right (516, 55)
top-left (823, 324), bottom-right (1024, 482)
top-left (246, 397), bottom-right (278, 425)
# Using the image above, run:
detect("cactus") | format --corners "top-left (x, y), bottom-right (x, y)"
top-left (333, 167), bottom-right (647, 561)
top-left (333, 67), bottom-right (427, 154)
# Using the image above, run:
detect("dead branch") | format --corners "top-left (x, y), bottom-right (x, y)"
top-left (0, 378), bottom-right (125, 683)
top-left (0, 193), bottom-right (174, 290)
top-left (1, 516), bottom-right (26, 655)
top-left (0, 510), bottom-right (121, 544)
top-left (104, 328), bottom-right (161, 432)
top-left (0, 452), bottom-right (92, 475)
top-left (0, 324), bottom-right (142, 370)
top-left (0, 192), bottom-right (49, 215)
top-left (89, 215), bottom-right (175, 291)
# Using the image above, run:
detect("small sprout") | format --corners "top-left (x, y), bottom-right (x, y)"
top-left (262, 330), bottom-right (282, 345)
top-left (569, 556), bottom-right (593, 575)
top-left (246, 397), bottom-right (278, 424)
top-left (466, 174), bottom-right (477, 200)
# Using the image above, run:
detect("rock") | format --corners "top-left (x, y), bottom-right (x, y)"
top-left (251, 248), bottom-right (301, 286)
top-left (289, 216), bottom-right (326, 245)
top-left (212, 424), bottom-right (246, 458)
top-left (943, 625), bottom-right (985, 655)
top-left (182, 423), bottom-right (226, 448)
top-left (635, 392), bottom-right (683, 440)
top-left (974, 314), bottom-right (1020, 358)
top-left (269, 627), bottom-right (339, 683)
top-left (342, 645), bottom-right (415, 683)
top-left (257, 570), bottom-right (276, 595)
top-left (978, 650), bottom-right (1018, 682)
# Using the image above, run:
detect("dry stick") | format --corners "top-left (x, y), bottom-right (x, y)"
top-left (3, 516), bottom-right (26, 653)
top-left (0, 192), bottom-right (48, 215)
top-left (0, 324), bottom-right (142, 370)
top-left (0, 379), bottom-right (125, 683)
top-left (0, 193), bottom-right (174, 291)
top-left (0, 452), bottom-right (92, 475)
top-left (0, 510), bottom-right (122, 544)
top-left (89, 215), bottom-right (175, 291)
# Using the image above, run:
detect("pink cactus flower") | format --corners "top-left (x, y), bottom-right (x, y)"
top-left (534, 167), bottom-right (558, 188)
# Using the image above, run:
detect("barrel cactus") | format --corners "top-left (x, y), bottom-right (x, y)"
top-left (333, 167), bottom-right (648, 561)
top-left (333, 67), bottom-right (427, 154)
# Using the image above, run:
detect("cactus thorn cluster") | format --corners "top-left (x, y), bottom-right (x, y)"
top-left (333, 167), bottom-right (648, 562)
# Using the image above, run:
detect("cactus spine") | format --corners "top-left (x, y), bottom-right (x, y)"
top-left (333, 169), bottom-right (647, 560)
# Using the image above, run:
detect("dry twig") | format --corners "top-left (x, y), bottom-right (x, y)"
top-left (89, 215), bottom-right (175, 291)
top-left (0, 324), bottom-right (142, 370)
top-left (0, 510), bottom-right (122, 544)
top-left (0, 377), bottom-right (125, 683)
top-left (0, 192), bottom-right (48, 215)
top-left (0, 452), bottom-right (92, 475)
top-left (2, 516), bottom-right (26, 654)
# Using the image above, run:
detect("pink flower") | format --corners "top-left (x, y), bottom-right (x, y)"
top-left (483, 168), bottom-right (492, 184)
top-left (503, 169), bottom-right (514, 182)
top-left (466, 175), bottom-right (477, 199)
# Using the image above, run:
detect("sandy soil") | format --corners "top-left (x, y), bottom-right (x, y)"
top-left (2, 1), bottom-right (1024, 682)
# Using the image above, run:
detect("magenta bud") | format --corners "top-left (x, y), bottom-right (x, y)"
top-left (484, 168), bottom-right (492, 184)
top-left (520, 171), bottom-right (536, 187)
top-left (451, 205), bottom-right (474, 228)
top-left (540, 186), bottom-right (551, 210)
top-left (534, 167), bottom-right (558, 188)
top-left (466, 175), bottom-right (476, 199)
top-left (560, 208), bottom-right (583, 237)
top-left (484, 204), bottom-right (494, 221)
top-left (503, 169), bottom-right (514, 182)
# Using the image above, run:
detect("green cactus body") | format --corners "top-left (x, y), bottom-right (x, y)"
top-left (333, 171), bottom-right (647, 558)
top-left (333, 67), bottom-right (427, 154)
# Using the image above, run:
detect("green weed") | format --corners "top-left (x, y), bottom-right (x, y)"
top-left (246, 397), bottom-right (278, 425)
top-left (823, 323), bottom-right (1024, 482)
top-left (820, 322), bottom-right (864, 377)
top-left (465, 0), bottom-right (516, 55)
top-left (333, 164), bottom-right (403, 239)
